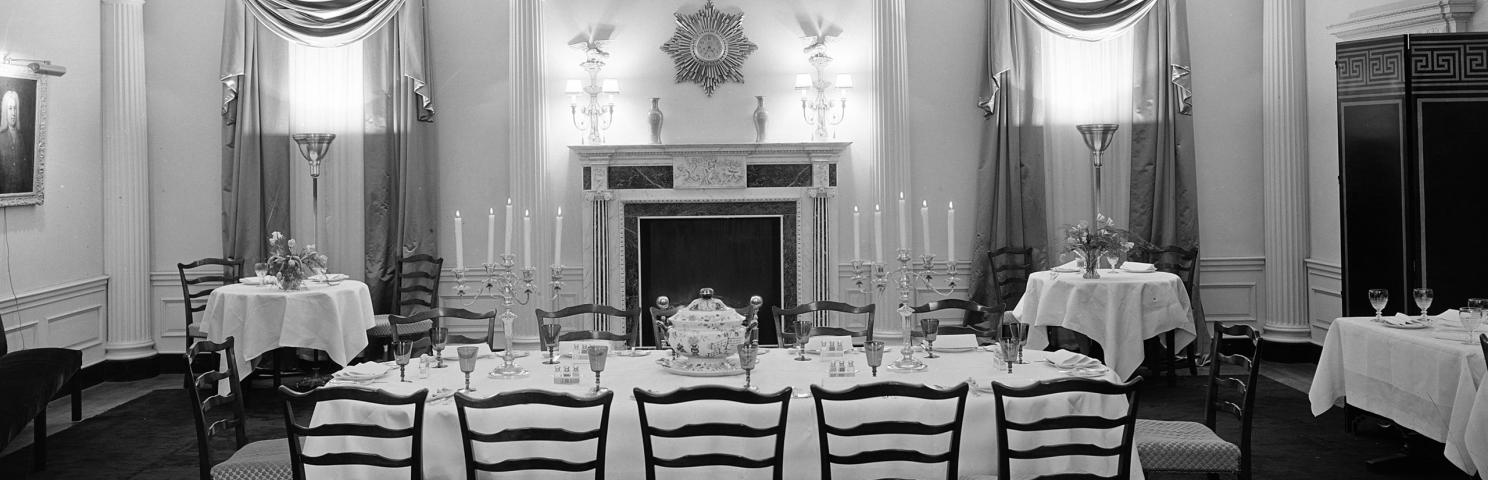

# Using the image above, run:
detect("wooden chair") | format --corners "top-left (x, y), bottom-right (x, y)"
top-left (991, 377), bottom-right (1143, 480)
top-left (909, 298), bottom-right (999, 344)
top-left (277, 385), bottom-right (427, 480)
top-left (649, 301), bottom-right (680, 350)
top-left (633, 385), bottom-right (793, 480)
top-left (773, 301), bottom-right (875, 347)
top-left (811, 382), bottom-right (969, 479)
top-left (177, 258), bottom-right (242, 352)
top-left (986, 246), bottom-right (1037, 313)
top-left (1135, 323), bottom-right (1261, 480)
top-left (185, 337), bottom-right (291, 480)
top-left (388, 307), bottom-right (498, 356)
top-left (453, 389), bottom-right (613, 479)
top-left (1138, 245), bottom-right (1200, 385)
top-left (368, 254), bottom-right (444, 356)
top-left (536, 304), bottom-right (640, 349)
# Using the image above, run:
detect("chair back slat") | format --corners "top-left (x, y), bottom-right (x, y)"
top-left (537, 304), bottom-right (641, 349)
top-left (773, 301), bottom-right (875, 347)
top-left (185, 337), bottom-right (249, 480)
top-left (634, 386), bottom-right (792, 480)
top-left (992, 378), bottom-right (1141, 480)
top-left (1201, 323), bottom-right (1263, 479)
top-left (204, 418), bottom-right (242, 441)
top-left (455, 389), bottom-right (612, 479)
top-left (910, 298), bottom-right (998, 338)
top-left (393, 308), bottom-right (498, 350)
top-left (279, 386), bottom-right (426, 480)
top-left (393, 255), bottom-right (443, 316)
top-left (987, 246), bottom-right (1037, 310)
top-left (812, 382), bottom-right (969, 479)
top-left (178, 258), bottom-right (241, 351)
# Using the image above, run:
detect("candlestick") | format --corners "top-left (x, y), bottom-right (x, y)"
top-left (523, 209), bottom-right (532, 267)
top-left (946, 201), bottom-right (956, 263)
top-left (852, 205), bottom-right (862, 261)
top-left (454, 211), bottom-right (465, 270)
top-left (553, 207), bottom-right (564, 266)
top-left (503, 198), bottom-right (514, 256)
top-left (873, 204), bottom-right (884, 263)
top-left (486, 208), bottom-right (496, 265)
top-left (897, 192), bottom-right (908, 250)
top-left (919, 200), bottom-right (931, 256)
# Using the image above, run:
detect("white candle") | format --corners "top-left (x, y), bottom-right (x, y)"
top-left (523, 209), bottom-right (532, 267)
top-left (553, 207), bottom-right (564, 266)
top-left (486, 208), bottom-right (496, 265)
top-left (852, 206), bottom-right (862, 261)
top-left (920, 200), bottom-right (931, 256)
top-left (947, 201), bottom-right (956, 262)
top-left (897, 192), bottom-right (908, 250)
top-left (873, 204), bottom-right (884, 263)
top-left (454, 211), bottom-right (465, 270)
top-left (503, 198), bottom-right (514, 256)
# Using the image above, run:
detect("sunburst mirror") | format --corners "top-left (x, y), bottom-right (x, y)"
top-left (660, 1), bottom-right (758, 97)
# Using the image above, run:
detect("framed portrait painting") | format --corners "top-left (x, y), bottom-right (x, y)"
top-left (0, 66), bottom-right (46, 207)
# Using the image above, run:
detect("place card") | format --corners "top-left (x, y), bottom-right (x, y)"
top-left (552, 364), bottom-right (582, 384)
top-left (827, 360), bottom-right (858, 378)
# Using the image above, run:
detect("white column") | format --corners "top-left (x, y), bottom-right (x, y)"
top-left (872, 0), bottom-right (911, 335)
top-left (509, 0), bottom-right (547, 343)
top-left (1261, 0), bottom-right (1311, 343)
top-left (102, 0), bottom-right (155, 360)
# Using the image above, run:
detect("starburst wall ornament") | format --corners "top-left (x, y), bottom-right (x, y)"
top-left (660, 1), bottom-right (758, 97)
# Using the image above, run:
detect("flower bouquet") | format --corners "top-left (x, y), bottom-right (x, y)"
top-left (1062, 214), bottom-right (1135, 279)
top-left (266, 231), bottom-right (326, 290)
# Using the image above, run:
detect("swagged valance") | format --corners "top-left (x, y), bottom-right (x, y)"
top-left (1012, 0), bottom-right (1159, 41)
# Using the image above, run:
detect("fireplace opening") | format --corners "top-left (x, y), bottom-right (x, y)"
top-left (638, 216), bottom-right (784, 346)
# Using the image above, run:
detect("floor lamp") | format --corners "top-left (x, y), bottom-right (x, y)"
top-left (291, 133), bottom-right (335, 388)
top-left (1076, 124), bottom-right (1118, 229)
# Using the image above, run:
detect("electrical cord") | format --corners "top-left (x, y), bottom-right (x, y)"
top-left (1, 207), bottom-right (22, 350)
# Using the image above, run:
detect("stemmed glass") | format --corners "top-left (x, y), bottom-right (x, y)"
top-left (1103, 249), bottom-right (1122, 274)
top-left (1460, 307), bottom-right (1483, 344)
top-left (392, 341), bottom-right (413, 382)
top-left (998, 329), bottom-right (1018, 374)
top-left (457, 345), bottom-right (479, 392)
top-left (539, 322), bottom-right (562, 365)
top-left (1413, 288), bottom-right (1434, 323)
top-left (432, 327), bottom-right (449, 368)
top-left (1014, 322), bottom-right (1029, 364)
top-left (794, 319), bottom-right (813, 362)
top-left (253, 262), bottom-right (268, 286)
top-left (1367, 289), bottom-right (1388, 322)
top-left (920, 318), bottom-right (940, 359)
top-left (738, 343), bottom-right (759, 391)
top-left (864, 341), bottom-right (885, 377)
top-left (587, 345), bottom-right (610, 394)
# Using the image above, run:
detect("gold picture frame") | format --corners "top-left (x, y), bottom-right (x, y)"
top-left (0, 66), bottom-right (47, 207)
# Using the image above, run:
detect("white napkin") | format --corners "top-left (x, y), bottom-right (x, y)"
top-left (805, 335), bottom-right (853, 352)
top-left (333, 361), bottom-right (392, 379)
top-left (1046, 349), bottom-right (1102, 369)
top-left (935, 334), bottom-right (979, 350)
top-left (1052, 260), bottom-right (1081, 272)
top-left (310, 273), bottom-right (349, 282)
top-left (441, 342), bottom-right (495, 360)
top-left (1437, 309), bottom-right (1461, 325)
top-left (238, 276), bottom-right (275, 285)
top-left (1120, 261), bottom-right (1156, 273)
top-left (1386, 313), bottom-right (1427, 326)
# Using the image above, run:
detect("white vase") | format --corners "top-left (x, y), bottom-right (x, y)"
top-left (752, 96), bottom-right (768, 142)
top-left (648, 97), bottom-right (663, 144)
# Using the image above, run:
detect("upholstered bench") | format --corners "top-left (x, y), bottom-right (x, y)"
top-left (0, 317), bottom-right (83, 471)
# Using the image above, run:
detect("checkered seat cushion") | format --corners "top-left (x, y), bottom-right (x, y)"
top-left (367, 314), bottom-right (393, 337)
top-left (210, 438), bottom-right (292, 480)
top-left (1134, 419), bottom-right (1239, 472)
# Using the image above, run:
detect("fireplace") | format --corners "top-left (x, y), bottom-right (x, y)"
top-left (635, 213), bottom-right (789, 345)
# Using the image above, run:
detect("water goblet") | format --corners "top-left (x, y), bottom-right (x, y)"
top-left (392, 341), bottom-right (413, 382)
top-left (1103, 250), bottom-right (1122, 274)
top-left (864, 341), bottom-right (885, 377)
top-left (1461, 307), bottom-right (1484, 344)
top-left (432, 327), bottom-right (449, 368)
top-left (253, 262), bottom-right (268, 287)
top-left (539, 323), bottom-right (562, 365)
top-left (587, 345), bottom-right (610, 394)
top-left (457, 345), bottom-right (479, 392)
top-left (920, 318), bottom-right (941, 359)
top-left (1413, 288), bottom-right (1434, 323)
top-left (1367, 289), bottom-right (1388, 322)
top-left (738, 343), bottom-right (760, 391)
top-left (794, 319), bottom-right (813, 362)
top-left (1012, 322), bottom-right (1030, 364)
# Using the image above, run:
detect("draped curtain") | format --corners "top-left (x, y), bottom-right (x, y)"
top-left (221, 0), bottom-right (436, 314)
top-left (969, 0), bottom-right (1204, 338)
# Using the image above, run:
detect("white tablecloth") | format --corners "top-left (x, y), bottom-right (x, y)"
top-left (199, 280), bottom-right (375, 377)
top-left (1309, 316), bottom-right (1488, 475)
top-left (306, 347), bottom-right (1144, 479)
top-left (1011, 270), bottom-right (1196, 379)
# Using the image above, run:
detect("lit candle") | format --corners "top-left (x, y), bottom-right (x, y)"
top-left (454, 211), bottom-right (465, 270)
top-left (523, 209), bottom-right (532, 267)
top-left (503, 198), bottom-right (514, 256)
top-left (553, 207), bottom-right (564, 266)
top-left (873, 204), bottom-right (884, 263)
top-left (486, 208), bottom-right (496, 265)
top-left (897, 192), bottom-right (908, 251)
top-left (947, 201), bottom-right (956, 263)
top-left (920, 200), bottom-right (931, 256)
top-left (852, 205), bottom-right (862, 261)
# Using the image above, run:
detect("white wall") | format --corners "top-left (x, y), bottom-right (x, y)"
top-left (0, 0), bottom-right (107, 364)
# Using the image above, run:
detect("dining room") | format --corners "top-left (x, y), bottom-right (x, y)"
top-left (1, 0), bottom-right (1486, 479)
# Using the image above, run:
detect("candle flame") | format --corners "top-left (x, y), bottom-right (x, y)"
top-left (557, 207), bottom-right (563, 216)
top-left (898, 192), bottom-right (904, 200)
top-left (489, 207), bottom-right (494, 215)
top-left (524, 209), bottom-right (530, 217)
top-left (506, 198), bottom-right (512, 205)
top-left (922, 200), bottom-right (928, 207)
top-left (455, 210), bottom-right (461, 218)
top-left (853, 205), bottom-right (859, 213)
top-left (948, 201), bottom-right (954, 209)
top-left (875, 204), bottom-right (881, 212)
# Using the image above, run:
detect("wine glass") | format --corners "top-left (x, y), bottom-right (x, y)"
top-left (920, 318), bottom-right (940, 359)
top-left (1413, 288), bottom-right (1434, 323)
top-left (587, 345), bottom-right (610, 394)
top-left (431, 328), bottom-right (449, 368)
top-left (1012, 322), bottom-right (1030, 364)
top-left (1103, 249), bottom-right (1122, 274)
top-left (457, 345), bottom-right (479, 392)
top-left (1460, 307), bottom-right (1484, 344)
top-left (864, 341), bottom-right (885, 377)
top-left (738, 343), bottom-right (760, 391)
top-left (539, 322), bottom-right (562, 365)
top-left (253, 262), bottom-right (267, 286)
top-left (794, 319), bottom-right (813, 362)
top-left (392, 341), bottom-right (413, 382)
top-left (1367, 289), bottom-right (1388, 322)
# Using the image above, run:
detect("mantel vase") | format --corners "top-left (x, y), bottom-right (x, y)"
top-left (648, 98), bottom-right (664, 144)
top-left (752, 96), bottom-right (767, 143)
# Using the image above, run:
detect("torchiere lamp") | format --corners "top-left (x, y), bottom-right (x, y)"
top-left (1076, 124), bottom-right (1118, 229)
top-left (292, 133), bottom-right (336, 253)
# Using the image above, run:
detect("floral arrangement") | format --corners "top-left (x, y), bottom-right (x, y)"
top-left (266, 231), bottom-right (326, 290)
top-left (1062, 214), bottom-right (1131, 255)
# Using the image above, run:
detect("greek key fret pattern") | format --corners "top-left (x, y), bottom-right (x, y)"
top-left (1337, 42), bottom-right (1405, 91)
top-left (1410, 38), bottom-right (1488, 87)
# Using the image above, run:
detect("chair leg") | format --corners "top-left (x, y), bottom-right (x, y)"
top-left (70, 381), bottom-right (82, 421)
top-left (1165, 331), bottom-right (1177, 386)
top-left (32, 410), bottom-right (47, 471)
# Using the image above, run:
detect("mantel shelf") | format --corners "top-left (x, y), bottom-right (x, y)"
top-left (570, 142), bottom-right (851, 165)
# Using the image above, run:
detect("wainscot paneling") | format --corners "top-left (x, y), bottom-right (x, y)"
top-left (151, 269), bottom-right (216, 355)
top-left (1305, 258), bottom-right (1344, 345)
top-left (1196, 257), bottom-right (1265, 329)
top-left (1, 276), bottom-right (109, 366)
top-left (835, 260), bottom-right (974, 336)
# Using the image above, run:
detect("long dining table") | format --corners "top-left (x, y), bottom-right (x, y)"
top-left (304, 345), bottom-right (1145, 479)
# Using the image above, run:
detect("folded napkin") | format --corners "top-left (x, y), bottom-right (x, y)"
top-left (1046, 349), bottom-right (1103, 369)
top-left (1387, 313), bottom-right (1427, 326)
top-left (1438, 309), bottom-right (1461, 325)
top-left (1120, 261), bottom-right (1156, 273)
top-left (441, 343), bottom-right (495, 360)
top-left (310, 273), bottom-right (349, 282)
top-left (334, 361), bottom-right (392, 379)
top-left (1052, 260), bottom-right (1081, 272)
top-left (935, 334), bottom-right (979, 350)
top-left (238, 276), bottom-right (275, 285)
top-left (805, 335), bottom-right (853, 352)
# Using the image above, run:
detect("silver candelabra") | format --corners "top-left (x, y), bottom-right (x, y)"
top-left (849, 249), bottom-right (959, 371)
top-left (451, 253), bottom-right (567, 377)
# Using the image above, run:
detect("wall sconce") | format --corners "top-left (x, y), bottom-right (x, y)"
top-left (566, 42), bottom-right (619, 145)
top-left (795, 49), bottom-right (850, 141)
top-left (3, 55), bottom-right (66, 77)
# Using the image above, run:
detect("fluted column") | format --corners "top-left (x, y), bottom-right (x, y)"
top-left (872, 0), bottom-right (911, 336)
top-left (1261, 0), bottom-right (1311, 343)
top-left (508, 0), bottom-right (546, 343)
top-left (102, 0), bottom-right (154, 360)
